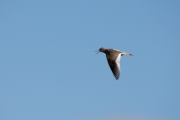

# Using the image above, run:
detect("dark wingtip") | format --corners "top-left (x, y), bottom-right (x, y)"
top-left (114, 75), bottom-right (120, 80)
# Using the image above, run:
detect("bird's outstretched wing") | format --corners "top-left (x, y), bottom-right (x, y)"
top-left (107, 54), bottom-right (121, 80)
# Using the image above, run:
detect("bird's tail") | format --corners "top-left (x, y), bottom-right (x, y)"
top-left (122, 52), bottom-right (133, 56)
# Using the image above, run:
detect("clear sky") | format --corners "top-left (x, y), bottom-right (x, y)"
top-left (1, 0), bottom-right (180, 120)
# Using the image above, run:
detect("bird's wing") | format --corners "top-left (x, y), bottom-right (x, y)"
top-left (107, 54), bottom-right (121, 80)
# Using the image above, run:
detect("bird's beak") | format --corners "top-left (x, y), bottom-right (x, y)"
top-left (95, 50), bottom-right (100, 54)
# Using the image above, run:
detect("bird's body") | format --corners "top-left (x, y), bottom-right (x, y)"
top-left (97, 47), bottom-right (133, 80)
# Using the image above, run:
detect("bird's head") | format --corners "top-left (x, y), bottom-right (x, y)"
top-left (96, 47), bottom-right (106, 54)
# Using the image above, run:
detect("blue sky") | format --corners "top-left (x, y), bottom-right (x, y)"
top-left (1, 0), bottom-right (180, 120)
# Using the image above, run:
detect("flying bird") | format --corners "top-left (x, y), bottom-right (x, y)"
top-left (96, 47), bottom-right (133, 80)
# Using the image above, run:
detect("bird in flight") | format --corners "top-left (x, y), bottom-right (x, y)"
top-left (96, 47), bottom-right (133, 80)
